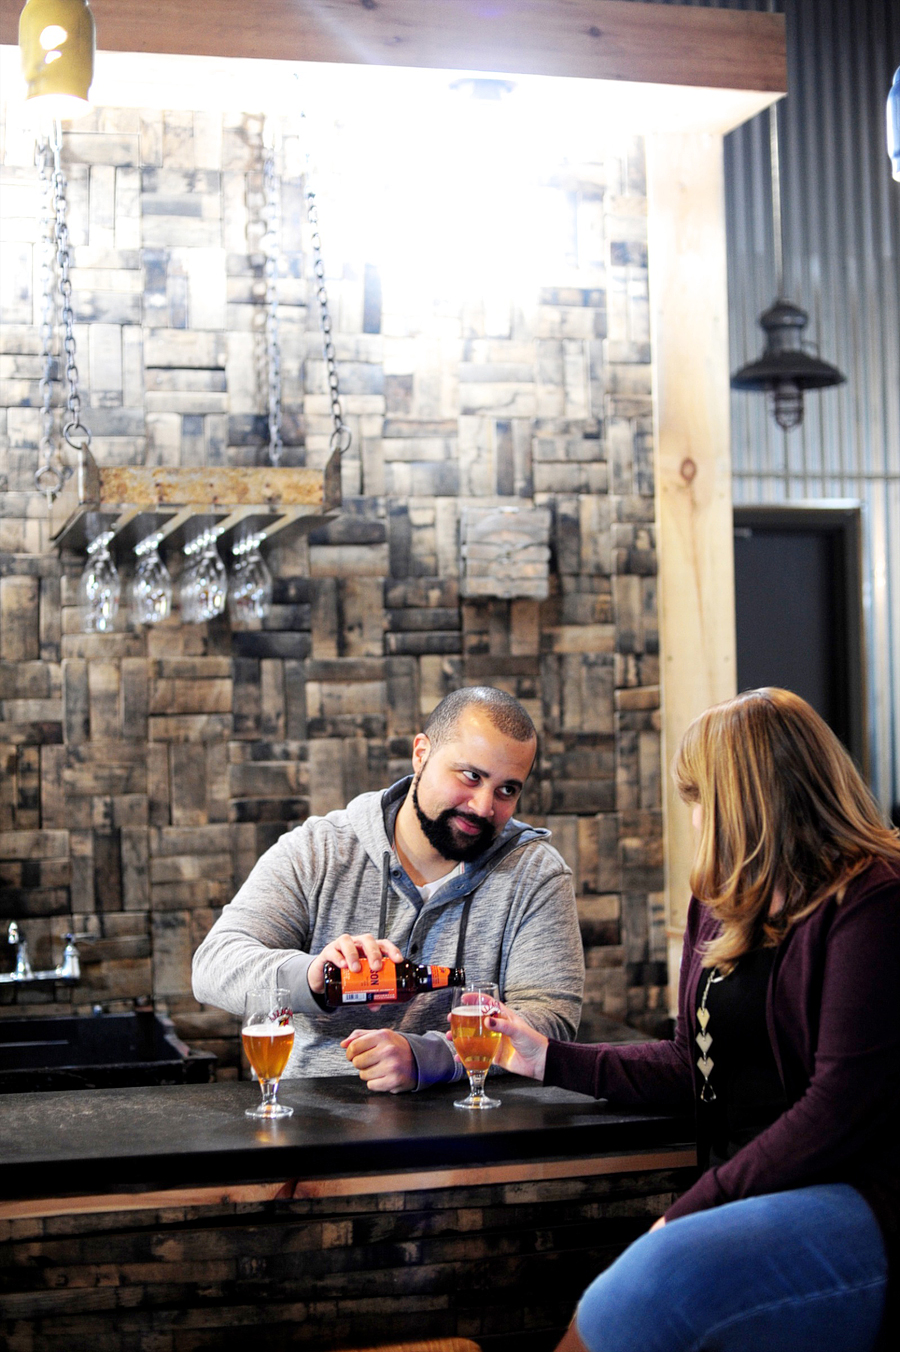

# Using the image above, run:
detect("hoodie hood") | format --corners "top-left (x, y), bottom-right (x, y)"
top-left (345, 775), bottom-right (550, 899)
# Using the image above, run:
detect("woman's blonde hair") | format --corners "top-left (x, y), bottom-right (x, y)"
top-left (673, 687), bottom-right (900, 970)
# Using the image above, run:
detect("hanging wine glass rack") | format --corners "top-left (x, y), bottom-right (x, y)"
top-left (48, 445), bottom-right (342, 562)
top-left (42, 120), bottom-right (346, 582)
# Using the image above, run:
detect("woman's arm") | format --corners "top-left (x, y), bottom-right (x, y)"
top-left (492, 898), bottom-right (709, 1112)
top-left (543, 1035), bottom-right (696, 1111)
top-left (487, 1000), bottom-right (695, 1111)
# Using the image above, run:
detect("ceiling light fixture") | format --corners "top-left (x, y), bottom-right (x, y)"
top-left (730, 298), bottom-right (845, 432)
top-left (19, 0), bottom-right (95, 123)
top-left (730, 95), bottom-right (844, 432)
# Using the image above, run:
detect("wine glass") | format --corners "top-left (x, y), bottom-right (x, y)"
top-left (451, 982), bottom-right (502, 1110)
top-left (129, 533), bottom-right (172, 626)
top-left (180, 531), bottom-right (227, 624)
top-left (228, 535), bottom-right (273, 627)
top-left (241, 988), bottom-right (295, 1119)
top-left (79, 531), bottom-right (120, 632)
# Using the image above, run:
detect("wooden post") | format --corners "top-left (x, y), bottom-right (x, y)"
top-left (646, 133), bottom-right (738, 1011)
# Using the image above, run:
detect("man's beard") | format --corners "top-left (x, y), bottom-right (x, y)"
top-left (411, 773), bottom-right (496, 863)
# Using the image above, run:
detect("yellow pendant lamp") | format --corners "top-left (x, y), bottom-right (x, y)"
top-left (19, 0), bottom-right (95, 122)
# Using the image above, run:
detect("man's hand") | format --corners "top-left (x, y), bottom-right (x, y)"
top-left (307, 933), bottom-right (404, 996)
top-left (340, 1028), bottom-right (417, 1093)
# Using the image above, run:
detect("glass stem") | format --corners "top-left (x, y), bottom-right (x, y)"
top-left (259, 1078), bottom-right (280, 1109)
top-left (467, 1070), bottom-right (486, 1099)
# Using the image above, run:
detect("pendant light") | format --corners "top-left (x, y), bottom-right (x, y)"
top-left (18, 0), bottom-right (95, 123)
top-left (730, 21), bottom-right (844, 432)
top-left (730, 296), bottom-right (845, 433)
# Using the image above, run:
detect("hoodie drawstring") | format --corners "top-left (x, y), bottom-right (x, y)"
top-left (378, 850), bottom-right (391, 938)
top-left (380, 846), bottom-right (473, 969)
top-left (454, 893), bottom-right (475, 971)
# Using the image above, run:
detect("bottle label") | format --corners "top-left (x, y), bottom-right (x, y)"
top-left (340, 959), bottom-right (398, 1004)
top-left (429, 966), bottom-right (451, 988)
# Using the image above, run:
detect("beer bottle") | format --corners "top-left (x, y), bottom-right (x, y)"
top-left (322, 958), bottom-right (465, 1007)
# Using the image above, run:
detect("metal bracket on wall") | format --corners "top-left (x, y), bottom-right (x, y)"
top-left (48, 445), bottom-right (342, 559)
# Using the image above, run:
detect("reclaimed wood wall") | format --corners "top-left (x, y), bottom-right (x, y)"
top-left (0, 97), bottom-right (666, 1064)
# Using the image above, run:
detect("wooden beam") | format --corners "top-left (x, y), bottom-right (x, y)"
top-left (46, 449), bottom-right (343, 549)
top-left (647, 131), bottom-right (738, 1012)
top-left (96, 465), bottom-right (339, 509)
top-left (0, 1148), bottom-right (697, 1220)
top-left (0, 1), bottom-right (786, 93)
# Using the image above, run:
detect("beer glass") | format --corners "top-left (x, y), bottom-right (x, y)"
top-left (241, 988), bottom-right (295, 1119)
top-left (451, 982), bottom-right (501, 1109)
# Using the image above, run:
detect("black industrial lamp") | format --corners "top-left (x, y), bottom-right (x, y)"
top-left (731, 39), bottom-right (845, 432)
top-left (731, 298), bottom-right (845, 433)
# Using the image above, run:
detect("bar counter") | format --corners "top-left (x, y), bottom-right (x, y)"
top-left (1, 1077), bottom-right (697, 1352)
top-left (0, 1075), bottom-right (694, 1205)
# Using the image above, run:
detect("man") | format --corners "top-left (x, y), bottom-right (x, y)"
top-left (192, 686), bottom-right (584, 1091)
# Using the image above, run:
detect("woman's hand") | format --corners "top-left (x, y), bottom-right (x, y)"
top-left (484, 1001), bottom-right (549, 1081)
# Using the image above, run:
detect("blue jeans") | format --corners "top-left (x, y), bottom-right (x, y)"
top-left (575, 1184), bottom-right (887, 1352)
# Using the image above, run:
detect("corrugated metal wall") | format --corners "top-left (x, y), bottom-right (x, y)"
top-left (727, 0), bottom-right (900, 817)
top-left (625, 0), bottom-right (900, 813)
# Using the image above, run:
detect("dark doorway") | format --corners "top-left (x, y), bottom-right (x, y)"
top-left (733, 504), bottom-right (865, 770)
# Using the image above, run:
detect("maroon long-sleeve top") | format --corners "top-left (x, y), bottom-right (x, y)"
top-left (545, 860), bottom-right (900, 1318)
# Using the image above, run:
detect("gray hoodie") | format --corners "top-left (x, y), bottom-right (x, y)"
top-left (192, 777), bottom-right (585, 1086)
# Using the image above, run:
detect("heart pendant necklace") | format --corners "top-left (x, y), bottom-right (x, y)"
top-left (696, 967), bottom-right (722, 1103)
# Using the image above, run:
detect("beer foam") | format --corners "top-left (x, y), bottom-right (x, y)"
top-left (242, 1023), bottom-right (294, 1037)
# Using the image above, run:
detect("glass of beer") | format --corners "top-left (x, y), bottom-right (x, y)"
top-left (451, 982), bottom-right (502, 1110)
top-left (241, 988), bottom-right (295, 1118)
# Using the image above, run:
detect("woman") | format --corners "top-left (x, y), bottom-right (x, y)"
top-left (490, 688), bottom-right (900, 1352)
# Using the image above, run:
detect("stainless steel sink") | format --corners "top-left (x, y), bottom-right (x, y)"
top-left (0, 1010), bottom-right (217, 1093)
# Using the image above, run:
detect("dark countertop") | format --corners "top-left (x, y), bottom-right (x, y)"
top-left (0, 1075), bottom-right (694, 1203)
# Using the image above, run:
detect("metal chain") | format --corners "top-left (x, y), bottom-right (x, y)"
top-left (306, 189), bottom-right (352, 456)
top-left (51, 125), bottom-right (91, 461)
top-left (34, 136), bottom-right (62, 503)
top-left (262, 141), bottom-right (284, 468)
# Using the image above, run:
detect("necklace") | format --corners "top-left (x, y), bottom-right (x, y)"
top-left (696, 966), bottom-right (725, 1103)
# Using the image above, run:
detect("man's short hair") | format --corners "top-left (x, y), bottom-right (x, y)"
top-left (423, 687), bottom-right (536, 749)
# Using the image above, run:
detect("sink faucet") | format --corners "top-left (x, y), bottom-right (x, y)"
top-left (7, 921), bottom-right (34, 980)
top-left (2, 922), bottom-right (86, 983)
top-left (56, 934), bottom-right (81, 980)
